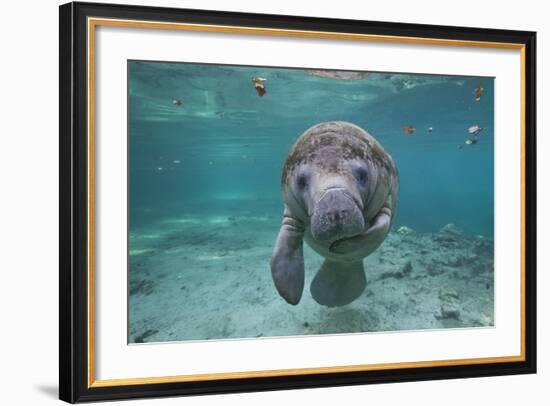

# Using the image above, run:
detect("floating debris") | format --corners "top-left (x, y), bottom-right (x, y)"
top-left (252, 77), bottom-right (267, 97)
top-left (172, 99), bottom-right (183, 106)
top-left (307, 70), bottom-right (369, 80)
top-left (427, 127), bottom-right (433, 133)
top-left (465, 139), bottom-right (478, 145)
top-left (403, 125), bottom-right (415, 135)
top-left (401, 79), bottom-right (415, 89)
top-left (397, 225), bottom-right (414, 235)
top-left (474, 82), bottom-right (484, 101)
top-left (173, 160), bottom-right (181, 164)
top-left (468, 125), bottom-right (482, 135)
top-left (157, 167), bottom-right (164, 171)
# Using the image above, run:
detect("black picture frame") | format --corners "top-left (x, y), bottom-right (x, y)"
top-left (59, 1), bottom-right (537, 403)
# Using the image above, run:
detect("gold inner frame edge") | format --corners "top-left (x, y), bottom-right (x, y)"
top-left (86, 17), bottom-right (527, 388)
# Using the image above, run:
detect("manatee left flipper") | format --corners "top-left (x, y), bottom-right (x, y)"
top-left (271, 207), bottom-right (305, 305)
top-left (330, 206), bottom-right (391, 256)
top-left (310, 260), bottom-right (366, 307)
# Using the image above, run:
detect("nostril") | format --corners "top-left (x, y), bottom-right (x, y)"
top-left (325, 210), bottom-right (339, 222)
top-left (325, 210), bottom-right (350, 222)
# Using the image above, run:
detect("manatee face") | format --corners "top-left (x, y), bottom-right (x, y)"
top-left (282, 122), bottom-right (390, 256)
top-left (287, 155), bottom-right (369, 246)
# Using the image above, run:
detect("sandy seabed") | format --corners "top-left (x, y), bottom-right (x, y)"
top-left (128, 204), bottom-right (494, 344)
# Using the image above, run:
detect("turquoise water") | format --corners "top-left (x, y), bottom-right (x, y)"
top-left (128, 61), bottom-right (494, 343)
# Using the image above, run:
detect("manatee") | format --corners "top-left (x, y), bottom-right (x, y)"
top-left (271, 121), bottom-right (399, 307)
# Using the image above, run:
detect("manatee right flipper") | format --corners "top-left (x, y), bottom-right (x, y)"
top-left (271, 207), bottom-right (305, 305)
top-left (310, 260), bottom-right (366, 307)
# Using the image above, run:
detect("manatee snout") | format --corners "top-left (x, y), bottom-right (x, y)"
top-left (310, 188), bottom-right (364, 242)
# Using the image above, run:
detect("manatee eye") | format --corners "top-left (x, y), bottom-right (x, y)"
top-left (296, 173), bottom-right (309, 190)
top-left (354, 167), bottom-right (368, 185)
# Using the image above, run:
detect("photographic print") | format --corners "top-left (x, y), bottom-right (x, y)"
top-left (60, 3), bottom-right (536, 401)
top-left (128, 61), bottom-right (494, 343)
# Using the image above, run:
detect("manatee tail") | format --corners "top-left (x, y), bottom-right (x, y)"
top-left (310, 260), bottom-right (366, 307)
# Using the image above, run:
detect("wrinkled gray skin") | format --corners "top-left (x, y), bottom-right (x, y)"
top-left (271, 121), bottom-right (399, 307)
